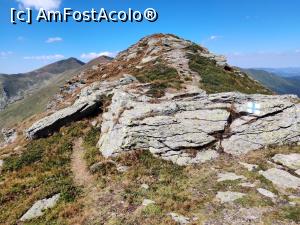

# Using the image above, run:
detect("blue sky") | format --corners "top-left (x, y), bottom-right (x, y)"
top-left (0, 0), bottom-right (300, 73)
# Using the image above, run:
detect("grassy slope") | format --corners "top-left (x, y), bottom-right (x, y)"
top-left (80, 130), bottom-right (300, 225)
top-left (244, 69), bottom-right (300, 96)
top-left (0, 68), bottom-right (79, 131)
top-left (134, 62), bottom-right (182, 97)
top-left (187, 45), bottom-right (272, 95)
top-left (0, 123), bottom-right (86, 225)
top-left (0, 121), bottom-right (299, 224)
top-left (0, 58), bottom-right (83, 99)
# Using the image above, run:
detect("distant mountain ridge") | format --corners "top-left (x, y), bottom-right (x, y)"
top-left (0, 56), bottom-right (114, 140)
top-left (0, 58), bottom-right (85, 111)
top-left (253, 67), bottom-right (300, 77)
top-left (243, 68), bottom-right (300, 97)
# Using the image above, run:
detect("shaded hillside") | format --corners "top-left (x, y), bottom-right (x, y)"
top-left (244, 69), bottom-right (300, 96)
top-left (0, 58), bottom-right (84, 111)
top-left (0, 56), bottom-right (113, 135)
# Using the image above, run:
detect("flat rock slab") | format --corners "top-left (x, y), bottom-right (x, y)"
top-left (239, 182), bottom-right (256, 188)
top-left (216, 191), bottom-right (246, 203)
top-left (20, 194), bottom-right (60, 221)
top-left (259, 168), bottom-right (300, 190)
top-left (142, 199), bottom-right (155, 206)
top-left (98, 88), bottom-right (300, 164)
top-left (26, 75), bottom-right (137, 139)
top-left (257, 188), bottom-right (277, 199)
top-left (168, 212), bottom-right (190, 225)
top-left (272, 153), bottom-right (300, 170)
top-left (217, 172), bottom-right (246, 182)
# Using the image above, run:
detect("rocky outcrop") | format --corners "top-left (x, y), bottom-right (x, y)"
top-left (27, 74), bottom-right (300, 164)
top-left (26, 75), bottom-right (137, 139)
top-left (25, 34), bottom-right (300, 165)
top-left (97, 85), bottom-right (299, 164)
top-left (98, 88), bottom-right (230, 165)
top-left (1, 128), bottom-right (17, 145)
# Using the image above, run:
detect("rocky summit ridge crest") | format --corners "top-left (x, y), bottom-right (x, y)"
top-left (23, 33), bottom-right (300, 165)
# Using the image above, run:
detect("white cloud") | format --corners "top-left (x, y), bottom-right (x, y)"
top-left (0, 51), bottom-right (13, 58)
top-left (46, 37), bottom-right (63, 43)
top-left (0, 51), bottom-right (13, 56)
top-left (80, 51), bottom-right (117, 60)
top-left (24, 54), bottom-right (65, 60)
top-left (16, 0), bottom-right (62, 11)
top-left (209, 35), bottom-right (222, 41)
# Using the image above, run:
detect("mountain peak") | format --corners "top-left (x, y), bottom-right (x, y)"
top-left (84, 33), bottom-right (271, 96)
top-left (35, 57), bottom-right (84, 75)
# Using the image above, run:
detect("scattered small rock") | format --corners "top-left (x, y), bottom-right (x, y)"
top-left (117, 165), bottom-right (129, 173)
top-left (168, 212), bottom-right (190, 225)
top-left (141, 55), bottom-right (158, 64)
top-left (0, 159), bottom-right (3, 173)
top-left (272, 153), bottom-right (300, 170)
top-left (288, 195), bottom-right (300, 205)
top-left (190, 150), bottom-right (219, 164)
top-left (259, 168), bottom-right (300, 190)
top-left (142, 199), bottom-right (155, 206)
top-left (217, 172), bottom-right (246, 182)
top-left (239, 182), bottom-right (256, 188)
top-left (239, 162), bottom-right (258, 171)
top-left (216, 191), bottom-right (246, 203)
top-left (90, 120), bottom-right (98, 127)
top-left (257, 188), bottom-right (277, 199)
top-left (141, 184), bottom-right (149, 190)
top-left (89, 160), bottom-right (117, 173)
top-left (1, 128), bottom-right (17, 144)
top-left (20, 194), bottom-right (60, 221)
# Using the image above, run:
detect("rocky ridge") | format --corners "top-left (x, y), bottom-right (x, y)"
top-left (25, 34), bottom-right (300, 165)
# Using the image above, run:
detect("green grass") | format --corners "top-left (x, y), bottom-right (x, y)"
top-left (134, 63), bottom-right (182, 97)
top-left (187, 46), bottom-right (272, 94)
top-left (282, 206), bottom-right (300, 222)
top-left (83, 127), bottom-right (103, 167)
top-left (0, 122), bottom-right (86, 225)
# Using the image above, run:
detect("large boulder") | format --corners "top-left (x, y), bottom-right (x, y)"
top-left (98, 89), bottom-right (230, 164)
top-left (98, 85), bottom-right (300, 164)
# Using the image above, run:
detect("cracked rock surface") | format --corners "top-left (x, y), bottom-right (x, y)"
top-left (26, 75), bottom-right (137, 139)
top-left (27, 76), bottom-right (300, 165)
top-left (98, 84), bottom-right (299, 163)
